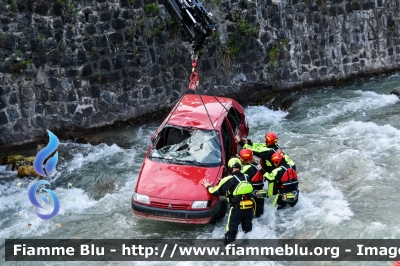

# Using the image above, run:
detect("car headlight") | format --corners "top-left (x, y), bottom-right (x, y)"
top-left (191, 200), bottom-right (208, 209)
top-left (132, 192), bottom-right (150, 204)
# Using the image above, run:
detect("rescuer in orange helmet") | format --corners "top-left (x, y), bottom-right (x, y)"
top-left (235, 132), bottom-right (296, 173)
top-left (238, 149), bottom-right (266, 217)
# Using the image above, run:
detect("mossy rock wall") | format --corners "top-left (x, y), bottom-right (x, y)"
top-left (0, 0), bottom-right (400, 149)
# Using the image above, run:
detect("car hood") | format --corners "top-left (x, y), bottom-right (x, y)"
top-left (136, 159), bottom-right (223, 201)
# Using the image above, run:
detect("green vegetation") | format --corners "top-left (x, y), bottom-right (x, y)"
top-left (213, 31), bottom-right (222, 50)
top-left (134, 16), bottom-right (146, 30)
top-left (21, 59), bottom-right (31, 68)
top-left (96, 71), bottom-right (104, 83)
top-left (56, 0), bottom-right (78, 17)
top-left (268, 46), bottom-right (280, 69)
top-left (92, 46), bottom-right (98, 51)
top-left (389, 17), bottom-right (398, 31)
top-left (145, 22), bottom-right (163, 38)
top-left (280, 38), bottom-right (289, 46)
top-left (36, 35), bottom-right (45, 44)
top-left (280, 38), bottom-right (291, 57)
top-left (224, 17), bottom-right (258, 58)
top-left (266, 38), bottom-right (291, 70)
top-left (166, 15), bottom-right (180, 35)
top-left (0, 34), bottom-right (7, 48)
top-left (129, 0), bottom-right (134, 5)
top-left (15, 50), bottom-right (22, 57)
top-left (126, 27), bottom-right (134, 37)
top-left (4, 0), bottom-right (18, 11)
top-left (242, 1), bottom-right (251, 8)
top-left (10, 0), bottom-right (17, 11)
top-left (145, 3), bottom-right (160, 13)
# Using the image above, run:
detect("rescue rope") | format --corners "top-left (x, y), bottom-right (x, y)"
top-left (189, 68), bottom-right (246, 139)
top-left (198, 94), bottom-right (217, 132)
top-left (211, 95), bottom-right (246, 137)
top-left (198, 93), bottom-right (224, 161)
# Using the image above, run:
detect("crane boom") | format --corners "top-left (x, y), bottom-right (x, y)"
top-left (161, 0), bottom-right (217, 51)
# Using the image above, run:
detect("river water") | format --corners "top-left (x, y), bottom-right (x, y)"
top-left (1, 73), bottom-right (400, 266)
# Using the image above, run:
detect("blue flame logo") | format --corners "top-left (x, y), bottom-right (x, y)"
top-left (33, 130), bottom-right (59, 177)
top-left (29, 130), bottom-right (60, 220)
top-left (28, 180), bottom-right (61, 220)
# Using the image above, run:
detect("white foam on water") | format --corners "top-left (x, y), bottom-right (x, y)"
top-left (61, 143), bottom-right (125, 174)
top-left (0, 142), bottom-right (135, 241)
top-left (0, 200), bottom-right (54, 240)
top-left (54, 187), bottom-right (97, 215)
top-left (245, 106), bottom-right (288, 129)
top-left (327, 120), bottom-right (400, 181)
top-left (329, 120), bottom-right (400, 150)
top-left (307, 90), bottom-right (398, 124)
top-left (270, 179), bottom-right (352, 240)
top-left (242, 106), bottom-right (290, 145)
top-left (0, 165), bottom-right (9, 173)
top-left (0, 180), bottom-right (99, 240)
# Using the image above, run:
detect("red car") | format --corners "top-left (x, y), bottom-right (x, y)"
top-left (132, 94), bottom-right (249, 224)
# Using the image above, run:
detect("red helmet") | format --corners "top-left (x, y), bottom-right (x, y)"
top-left (239, 149), bottom-right (253, 162)
top-left (265, 132), bottom-right (278, 146)
top-left (271, 151), bottom-right (284, 166)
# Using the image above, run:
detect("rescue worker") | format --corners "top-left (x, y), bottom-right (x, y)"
top-left (235, 132), bottom-right (296, 173)
top-left (264, 151), bottom-right (299, 210)
top-left (201, 158), bottom-right (255, 244)
top-left (238, 149), bottom-right (267, 217)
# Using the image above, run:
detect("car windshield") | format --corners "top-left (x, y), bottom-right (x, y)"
top-left (149, 127), bottom-right (222, 166)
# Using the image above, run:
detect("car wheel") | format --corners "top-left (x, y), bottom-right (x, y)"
top-left (210, 196), bottom-right (228, 224)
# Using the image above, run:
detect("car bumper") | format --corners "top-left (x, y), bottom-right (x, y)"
top-left (132, 200), bottom-right (221, 224)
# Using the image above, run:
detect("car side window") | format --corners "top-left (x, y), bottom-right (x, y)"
top-left (227, 107), bottom-right (241, 135)
top-left (221, 119), bottom-right (233, 167)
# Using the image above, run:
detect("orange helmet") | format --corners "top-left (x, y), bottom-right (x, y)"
top-left (239, 149), bottom-right (253, 162)
top-left (265, 132), bottom-right (278, 146)
top-left (271, 151), bottom-right (284, 166)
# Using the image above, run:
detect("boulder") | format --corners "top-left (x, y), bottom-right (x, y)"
top-left (17, 165), bottom-right (39, 178)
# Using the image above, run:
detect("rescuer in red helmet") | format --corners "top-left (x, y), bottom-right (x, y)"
top-left (238, 149), bottom-right (267, 217)
top-left (264, 151), bottom-right (299, 210)
top-left (235, 131), bottom-right (296, 173)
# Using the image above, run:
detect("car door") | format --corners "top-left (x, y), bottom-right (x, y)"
top-left (227, 106), bottom-right (248, 138)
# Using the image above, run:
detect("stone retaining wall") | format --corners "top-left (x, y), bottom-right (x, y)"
top-left (0, 0), bottom-right (399, 149)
